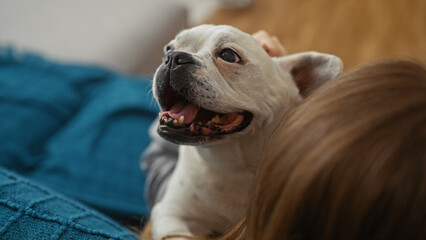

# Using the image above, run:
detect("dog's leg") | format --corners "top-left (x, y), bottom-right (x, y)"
top-left (151, 203), bottom-right (193, 239)
top-left (150, 148), bottom-right (201, 239)
top-left (150, 147), bottom-right (224, 239)
top-left (151, 200), bottom-right (219, 239)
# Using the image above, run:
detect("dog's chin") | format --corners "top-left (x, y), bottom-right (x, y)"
top-left (157, 126), bottom-right (218, 146)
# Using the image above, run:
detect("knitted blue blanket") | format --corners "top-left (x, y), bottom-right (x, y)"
top-left (0, 168), bottom-right (138, 239)
top-left (0, 48), bottom-right (158, 239)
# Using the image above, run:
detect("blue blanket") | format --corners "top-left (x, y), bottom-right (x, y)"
top-left (0, 167), bottom-right (138, 239)
top-left (0, 48), bottom-right (158, 238)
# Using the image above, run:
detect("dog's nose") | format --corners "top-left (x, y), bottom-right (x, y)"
top-left (170, 52), bottom-right (195, 67)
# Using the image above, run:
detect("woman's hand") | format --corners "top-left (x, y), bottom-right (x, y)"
top-left (252, 30), bottom-right (287, 57)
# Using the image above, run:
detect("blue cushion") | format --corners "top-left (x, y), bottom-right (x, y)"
top-left (0, 47), bottom-right (159, 218)
top-left (0, 167), bottom-right (138, 239)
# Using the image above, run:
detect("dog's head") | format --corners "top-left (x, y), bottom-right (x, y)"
top-left (153, 25), bottom-right (342, 145)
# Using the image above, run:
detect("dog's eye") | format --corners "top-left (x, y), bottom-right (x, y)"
top-left (219, 49), bottom-right (241, 63)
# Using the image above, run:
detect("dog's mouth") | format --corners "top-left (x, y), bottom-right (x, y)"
top-left (158, 86), bottom-right (253, 143)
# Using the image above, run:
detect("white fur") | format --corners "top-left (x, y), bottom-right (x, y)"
top-left (150, 24), bottom-right (343, 239)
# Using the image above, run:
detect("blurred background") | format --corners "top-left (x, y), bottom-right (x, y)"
top-left (1, 0), bottom-right (424, 75)
top-left (205, 0), bottom-right (426, 70)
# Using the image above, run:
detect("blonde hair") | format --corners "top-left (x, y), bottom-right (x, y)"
top-left (245, 60), bottom-right (426, 240)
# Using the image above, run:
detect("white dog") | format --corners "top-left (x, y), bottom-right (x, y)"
top-left (150, 24), bottom-right (343, 239)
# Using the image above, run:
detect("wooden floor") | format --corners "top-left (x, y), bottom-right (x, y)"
top-left (205, 0), bottom-right (425, 70)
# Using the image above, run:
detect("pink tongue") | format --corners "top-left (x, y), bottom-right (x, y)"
top-left (162, 102), bottom-right (199, 124)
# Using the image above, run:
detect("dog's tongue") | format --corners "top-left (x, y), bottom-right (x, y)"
top-left (162, 102), bottom-right (199, 124)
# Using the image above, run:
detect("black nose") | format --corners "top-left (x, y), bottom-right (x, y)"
top-left (165, 52), bottom-right (195, 67)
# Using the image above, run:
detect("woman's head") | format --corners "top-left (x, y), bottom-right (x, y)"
top-left (246, 60), bottom-right (426, 240)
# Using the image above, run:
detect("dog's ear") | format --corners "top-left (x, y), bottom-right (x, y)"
top-left (274, 52), bottom-right (343, 96)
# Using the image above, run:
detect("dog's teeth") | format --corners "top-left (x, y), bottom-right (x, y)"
top-left (168, 117), bottom-right (173, 123)
top-left (164, 118), bottom-right (169, 124)
top-left (173, 119), bottom-right (178, 125)
top-left (206, 121), bottom-right (212, 126)
top-left (211, 115), bottom-right (221, 124)
top-left (178, 116), bottom-right (184, 125)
